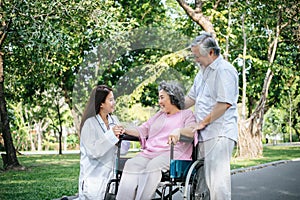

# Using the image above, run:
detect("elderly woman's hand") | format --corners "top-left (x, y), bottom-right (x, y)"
top-left (168, 128), bottom-right (181, 145)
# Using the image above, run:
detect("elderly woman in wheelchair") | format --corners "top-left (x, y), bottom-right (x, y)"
top-left (114, 81), bottom-right (197, 200)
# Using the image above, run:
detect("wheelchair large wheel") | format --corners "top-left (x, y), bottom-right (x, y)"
top-left (183, 159), bottom-right (209, 200)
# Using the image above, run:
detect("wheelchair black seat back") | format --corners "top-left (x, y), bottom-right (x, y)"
top-left (104, 134), bottom-right (208, 200)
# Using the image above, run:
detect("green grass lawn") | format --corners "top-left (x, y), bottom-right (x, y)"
top-left (0, 145), bottom-right (300, 200)
top-left (0, 154), bottom-right (80, 200)
top-left (231, 145), bottom-right (300, 169)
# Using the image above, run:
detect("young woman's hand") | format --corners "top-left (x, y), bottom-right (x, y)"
top-left (112, 125), bottom-right (124, 138)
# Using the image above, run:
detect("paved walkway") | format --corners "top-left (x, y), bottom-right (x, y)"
top-left (231, 158), bottom-right (300, 200)
top-left (54, 158), bottom-right (300, 200)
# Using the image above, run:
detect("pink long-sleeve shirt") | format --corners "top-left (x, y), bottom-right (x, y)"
top-left (136, 109), bottom-right (196, 160)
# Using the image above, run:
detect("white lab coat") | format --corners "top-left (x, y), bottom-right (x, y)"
top-left (77, 114), bottom-right (129, 200)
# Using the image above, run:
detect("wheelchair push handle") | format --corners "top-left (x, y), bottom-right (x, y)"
top-left (170, 142), bottom-right (174, 161)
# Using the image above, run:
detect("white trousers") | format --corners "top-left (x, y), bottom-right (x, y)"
top-left (116, 154), bottom-right (169, 200)
top-left (198, 137), bottom-right (235, 200)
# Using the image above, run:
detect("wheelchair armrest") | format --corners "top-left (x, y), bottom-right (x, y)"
top-left (179, 134), bottom-right (194, 143)
top-left (119, 134), bottom-right (140, 141)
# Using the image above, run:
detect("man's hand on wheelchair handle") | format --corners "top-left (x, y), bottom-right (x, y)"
top-left (192, 121), bottom-right (206, 132)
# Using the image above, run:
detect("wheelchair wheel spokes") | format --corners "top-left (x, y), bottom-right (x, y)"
top-left (190, 160), bottom-right (210, 200)
top-left (182, 159), bottom-right (205, 200)
top-left (189, 171), bottom-right (198, 200)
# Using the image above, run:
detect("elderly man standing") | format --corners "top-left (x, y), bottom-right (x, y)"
top-left (185, 32), bottom-right (239, 200)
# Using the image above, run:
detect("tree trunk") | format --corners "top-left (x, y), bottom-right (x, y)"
top-left (237, 7), bottom-right (287, 157)
top-left (29, 130), bottom-right (36, 151)
top-left (237, 68), bottom-right (273, 157)
top-left (238, 119), bottom-right (263, 157)
top-left (0, 53), bottom-right (23, 170)
top-left (72, 108), bottom-right (81, 137)
top-left (236, 11), bottom-right (265, 158)
top-left (37, 123), bottom-right (43, 151)
top-left (224, 0), bottom-right (232, 61)
top-left (241, 13), bottom-right (247, 121)
top-left (56, 99), bottom-right (63, 154)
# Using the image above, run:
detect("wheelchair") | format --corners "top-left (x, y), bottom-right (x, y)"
top-left (104, 134), bottom-right (207, 200)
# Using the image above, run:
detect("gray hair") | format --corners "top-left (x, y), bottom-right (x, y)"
top-left (158, 81), bottom-right (185, 110)
top-left (191, 32), bottom-right (220, 56)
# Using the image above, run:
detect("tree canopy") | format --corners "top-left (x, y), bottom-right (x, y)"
top-left (0, 0), bottom-right (299, 168)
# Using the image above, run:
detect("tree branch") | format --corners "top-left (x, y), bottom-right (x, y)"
top-left (213, 0), bottom-right (222, 10)
top-left (195, 0), bottom-right (202, 12)
top-left (0, 19), bottom-right (11, 48)
top-left (176, 0), bottom-right (215, 35)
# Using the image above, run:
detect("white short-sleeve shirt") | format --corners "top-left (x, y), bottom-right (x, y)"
top-left (188, 55), bottom-right (239, 142)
